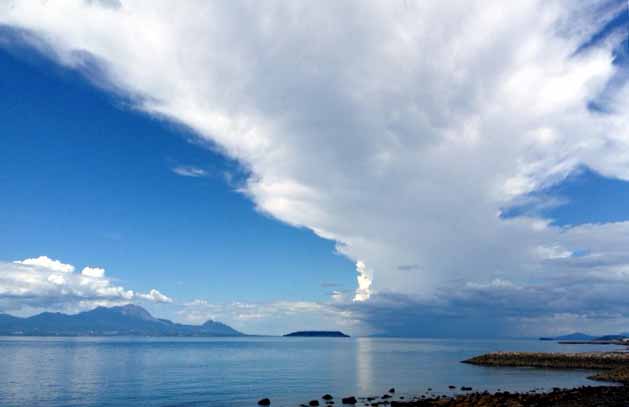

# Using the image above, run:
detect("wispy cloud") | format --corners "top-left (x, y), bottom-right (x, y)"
top-left (171, 165), bottom-right (207, 178)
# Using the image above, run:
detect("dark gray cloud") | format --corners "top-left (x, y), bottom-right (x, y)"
top-left (84, 0), bottom-right (122, 10)
top-left (337, 264), bottom-right (629, 337)
top-left (397, 264), bottom-right (420, 272)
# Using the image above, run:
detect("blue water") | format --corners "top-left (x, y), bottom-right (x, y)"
top-left (0, 336), bottom-right (623, 407)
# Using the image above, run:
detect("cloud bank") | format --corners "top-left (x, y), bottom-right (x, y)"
top-left (1, 1), bottom-right (629, 335)
top-left (0, 256), bottom-right (172, 315)
top-left (178, 299), bottom-right (354, 335)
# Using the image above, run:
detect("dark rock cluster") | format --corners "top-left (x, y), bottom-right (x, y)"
top-left (262, 384), bottom-right (629, 406)
top-left (386, 385), bottom-right (629, 406)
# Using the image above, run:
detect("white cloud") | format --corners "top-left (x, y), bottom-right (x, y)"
top-left (0, 257), bottom-right (173, 314)
top-left (137, 288), bottom-right (173, 303)
top-left (81, 266), bottom-right (105, 278)
top-left (47, 274), bottom-right (66, 285)
top-left (353, 261), bottom-right (372, 301)
top-left (14, 256), bottom-right (74, 273)
top-left (171, 165), bottom-right (207, 178)
top-left (1, 1), bottom-right (629, 334)
top-left (535, 244), bottom-right (573, 260)
top-left (180, 299), bottom-right (324, 323)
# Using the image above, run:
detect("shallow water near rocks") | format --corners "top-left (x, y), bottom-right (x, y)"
top-left (0, 336), bottom-right (623, 407)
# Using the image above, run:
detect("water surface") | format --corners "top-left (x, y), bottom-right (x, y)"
top-left (0, 336), bottom-right (622, 406)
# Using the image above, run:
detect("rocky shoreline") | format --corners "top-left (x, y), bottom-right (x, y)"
top-left (264, 385), bottom-right (629, 407)
top-left (258, 350), bottom-right (629, 406)
top-left (384, 386), bottom-right (629, 406)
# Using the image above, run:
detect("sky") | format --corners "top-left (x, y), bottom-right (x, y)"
top-left (0, 0), bottom-right (628, 337)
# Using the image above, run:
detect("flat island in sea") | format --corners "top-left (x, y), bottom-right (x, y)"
top-left (283, 330), bottom-right (349, 337)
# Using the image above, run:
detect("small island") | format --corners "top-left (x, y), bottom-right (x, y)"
top-left (283, 331), bottom-right (349, 337)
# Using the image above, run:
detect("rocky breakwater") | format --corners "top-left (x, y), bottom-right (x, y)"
top-left (462, 351), bottom-right (629, 384)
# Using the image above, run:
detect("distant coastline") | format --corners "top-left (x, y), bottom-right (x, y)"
top-left (0, 306), bottom-right (357, 338)
top-left (0, 304), bottom-right (244, 337)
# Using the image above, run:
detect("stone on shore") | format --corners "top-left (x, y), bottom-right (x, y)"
top-left (341, 396), bottom-right (357, 404)
top-left (257, 398), bottom-right (271, 406)
top-left (590, 366), bottom-right (629, 384)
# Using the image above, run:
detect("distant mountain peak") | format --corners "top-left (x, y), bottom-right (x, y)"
top-left (88, 304), bottom-right (157, 322)
top-left (201, 319), bottom-right (243, 336)
top-left (111, 304), bottom-right (155, 320)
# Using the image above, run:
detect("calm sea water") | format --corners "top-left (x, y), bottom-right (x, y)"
top-left (0, 336), bottom-right (622, 407)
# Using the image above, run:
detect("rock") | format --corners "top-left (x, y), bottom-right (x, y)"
top-left (341, 396), bottom-right (357, 404)
top-left (388, 388), bottom-right (395, 393)
top-left (322, 394), bottom-right (334, 400)
top-left (448, 385), bottom-right (456, 389)
top-left (382, 394), bottom-right (392, 399)
top-left (461, 386), bottom-right (472, 391)
top-left (309, 400), bottom-right (320, 406)
top-left (257, 398), bottom-right (271, 406)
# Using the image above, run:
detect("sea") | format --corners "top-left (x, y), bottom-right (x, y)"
top-left (0, 336), bottom-right (623, 407)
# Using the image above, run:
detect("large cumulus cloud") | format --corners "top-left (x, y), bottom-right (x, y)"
top-left (1, 1), bottom-right (628, 335)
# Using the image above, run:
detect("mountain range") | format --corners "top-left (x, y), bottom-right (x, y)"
top-left (0, 304), bottom-right (243, 337)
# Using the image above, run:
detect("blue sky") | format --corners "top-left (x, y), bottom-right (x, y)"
top-left (1, 1), bottom-right (629, 337)
top-left (0, 46), bottom-right (355, 304)
top-left (503, 167), bottom-right (629, 226)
